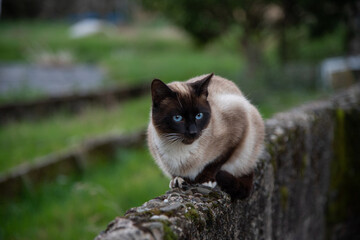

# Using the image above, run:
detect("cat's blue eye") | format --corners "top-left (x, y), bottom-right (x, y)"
top-left (173, 115), bottom-right (183, 122)
top-left (196, 113), bottom-right (203, 120)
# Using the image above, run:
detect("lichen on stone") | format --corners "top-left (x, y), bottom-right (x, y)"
top-left (280, 186), bottom-right (289, 210)
top-left (161, 220), bottom-right (178, 240)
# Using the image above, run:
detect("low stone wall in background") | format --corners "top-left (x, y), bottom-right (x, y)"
top-left (95, 84), bottom-right (360, 240)
top-left (0, 131), bottom-right (145, 200)
top-left (0, 83), bottom-right (149, 124)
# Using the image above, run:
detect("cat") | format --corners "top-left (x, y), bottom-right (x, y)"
top-left (147, 73), bottom-right (265, 199)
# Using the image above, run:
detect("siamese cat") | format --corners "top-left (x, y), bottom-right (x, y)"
top-left (147, 73), bottom-right (264, 199)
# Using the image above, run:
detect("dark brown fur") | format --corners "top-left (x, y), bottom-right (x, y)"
top-left (182, 118), bottom-right (252, 200)
top-left (216, 171), bottom-right (254, 200)
top-left (151, 76), bottom-right (212, 144)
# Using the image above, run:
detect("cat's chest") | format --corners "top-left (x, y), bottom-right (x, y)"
top-left (156, 139), bottom-right (205, 178)
top-left (158, 140), bottom-right (197, 163)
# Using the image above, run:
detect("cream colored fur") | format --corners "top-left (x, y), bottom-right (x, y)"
top-left (147, 74), bottom-right (265, 180)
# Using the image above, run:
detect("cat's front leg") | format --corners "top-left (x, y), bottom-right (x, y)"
top-left (216, 170), bottom-right (254, 200)
top-left (193, 171), bottom-right (217, 188)
top-left (169, 176), bottom-right (188, 189)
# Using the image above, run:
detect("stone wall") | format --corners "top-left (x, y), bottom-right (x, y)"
top-left (95, 84), bottom-right (360, 240)
top-left (0, 83), bottom-right (148, 124)
top-left (0, 131), bottom-right (145, 200)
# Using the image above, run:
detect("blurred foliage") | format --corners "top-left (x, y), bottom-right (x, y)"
top-left (142, 0), bottom-right (352, 43)
top-left (142, 0), bottom-right (353, 65)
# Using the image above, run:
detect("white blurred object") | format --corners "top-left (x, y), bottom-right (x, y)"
top-left (320, 56), bottom-right (360, 89)
top-left (69, 19), bottom-right (114, 38)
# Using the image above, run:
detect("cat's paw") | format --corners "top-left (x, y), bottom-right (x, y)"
top-left (169, 177), bottom-right (187, 189)
top-left (201, 181), bottom-right (217, 188)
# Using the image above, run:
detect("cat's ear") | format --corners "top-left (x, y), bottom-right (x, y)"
top-left (151, 79), bottom-right (175, 107)
top-left (191, 73), bottom-right (213, 98)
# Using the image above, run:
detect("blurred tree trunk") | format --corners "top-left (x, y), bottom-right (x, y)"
top-left (278, 24), bottom-right (287, 64)
top-left (240, 35), bottom-right (264, 79)
top-left (277, 0), bottom-right (296, 64)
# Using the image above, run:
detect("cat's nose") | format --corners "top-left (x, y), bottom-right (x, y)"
top-left (188, 124), bottom-right (197, 137)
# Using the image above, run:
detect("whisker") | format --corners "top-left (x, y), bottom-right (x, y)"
top-left (161, 133), bottom-right (184, 145)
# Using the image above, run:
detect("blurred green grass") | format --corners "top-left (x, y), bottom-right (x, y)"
top-left (0, 20), bottom-right (337, 240)
top-left (0, 148), bottom-right (168, 240)
top-left (0, 20), bottom-right (189, 62)
top-left (0, 95), bottom-right (150, 172)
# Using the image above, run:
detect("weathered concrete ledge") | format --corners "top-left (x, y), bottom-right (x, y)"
top-left (0, 131), bottom-right (145, 200)
top-left (95, 84), bottom-right (360, 240)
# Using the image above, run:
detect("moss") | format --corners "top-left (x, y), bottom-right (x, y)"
top-left (207, 191), bottom-right (221, 200)
top-left (150, 208), bottom-right (162, 215)
top-left (280, 186), bottom-right (289, 210)
top-left (161, 221), bottom-right (178, 240)
top-left (300, 154), bottom-right (308, 178)
top-left (204, 208), bottom-right (215, 226)
top-left (185, 203), bottom-right (195, 209)
top-left (184, 203), bottom-right (203, 225)
top-left (184, 207), bottom-right (206, 230)
top-left (210, 201), bottom-right (220, 208)
top-left (328, 109), bottom-right (348, 223)
top-left (328, 108), bottom-right (360, 227)
top-left (332, 109), bottom-right (348, 184)
top-left (270, 157), bottom-right (277, 174)
top-left (137, 208), bottom-right (162, 217)
top-left (130, 208), bottom-right (167, 218)
top-left (184, 208), bottom-right (200, 222)
top-left (266, 143), bottom-right (278, 173)
top-left (139, 207), bottom-right (179, 218)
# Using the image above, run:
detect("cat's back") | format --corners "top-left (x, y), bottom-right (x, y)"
top-left (186, 74), bottom-right (243, 97)
top-left (186, 74), bottom-right (248, 119)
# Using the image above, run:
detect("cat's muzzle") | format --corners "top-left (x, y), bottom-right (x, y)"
top-left (182, 137), bottom-right (197, 145)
